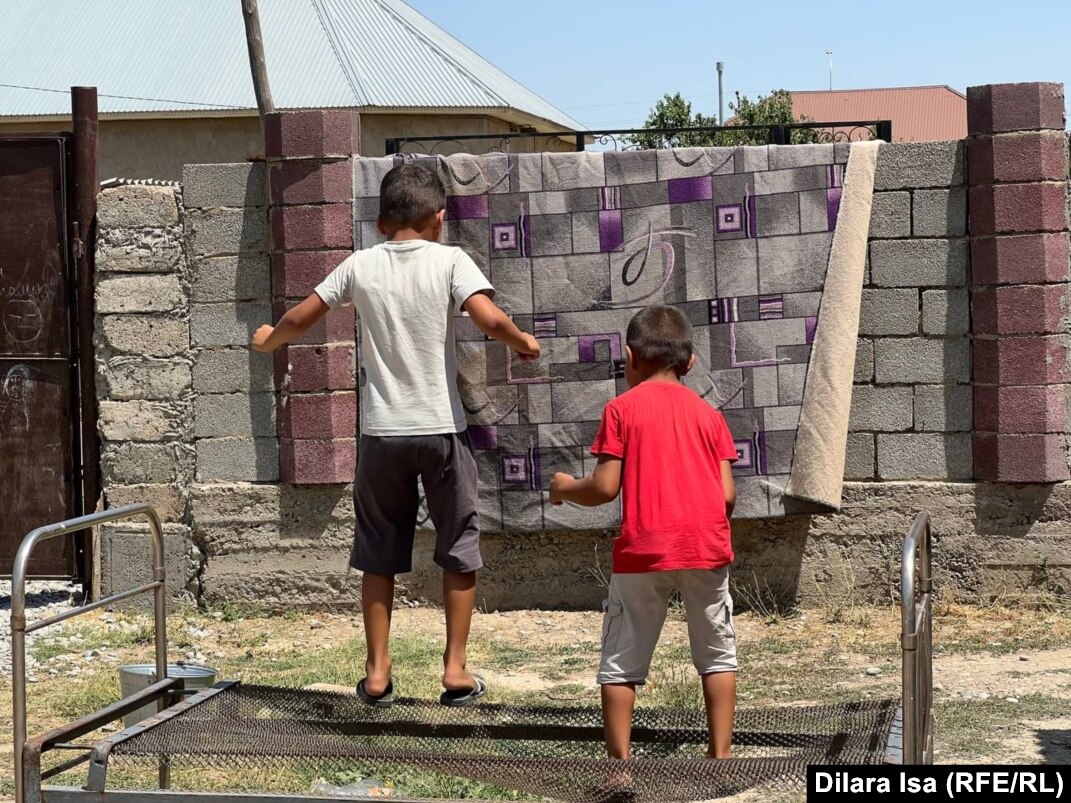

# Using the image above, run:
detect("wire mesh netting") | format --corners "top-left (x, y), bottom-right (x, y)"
top-left (109, 683), bottom-right (898, 802)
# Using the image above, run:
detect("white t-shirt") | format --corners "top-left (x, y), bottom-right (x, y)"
top-left (314, 240), bottom-right (494, 437)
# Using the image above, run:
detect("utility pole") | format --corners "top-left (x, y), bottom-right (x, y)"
top-left (716, 61), bottom-right (725, 123)
top-left (826, 49), bottom-right (834, 91)
top-left (241, 0), bottom-right (275, 143)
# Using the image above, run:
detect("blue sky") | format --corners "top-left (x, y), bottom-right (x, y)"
top-left (409, 0), bottom-right (1071, 129)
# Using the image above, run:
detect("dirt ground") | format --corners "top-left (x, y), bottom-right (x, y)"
top-left (5, 599), bottom-right (1071, 801)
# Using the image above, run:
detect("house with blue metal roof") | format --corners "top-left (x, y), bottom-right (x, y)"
top-left (0, 0), bottom-right (584, 179)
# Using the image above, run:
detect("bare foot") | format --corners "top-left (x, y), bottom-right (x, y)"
top-left (363, 659), bottom-right (392, 697)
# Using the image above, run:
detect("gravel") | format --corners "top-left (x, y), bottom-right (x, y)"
top-left (0, 579), bottom-right (84, 677)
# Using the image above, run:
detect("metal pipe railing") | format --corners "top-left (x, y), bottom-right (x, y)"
top-left (901, 511), bottom-right (933, 765)
top-left (11, 503), bottom-right (167, 803)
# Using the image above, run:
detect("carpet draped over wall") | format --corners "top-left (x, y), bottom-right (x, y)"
top-left (352, 142), bottom-right (880, 528)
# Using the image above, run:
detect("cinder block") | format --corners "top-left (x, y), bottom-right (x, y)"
top-left (854, 339), bottom-right (874, 383)
top-left (876, 433), bottom-right (973, 480)
top-left (974, 385), bottom-right (1068, 434)
top-left (280, 437), bottom-right (356, 484)
top-left (191, 254), bottom-right (271, 302)
top-left (875, 338), bottom-right (970, 385)
top-left (873, 141), bottom-right (965, 190)
top-left (867, 191), bottom-right (911, 239)
top-left (971, 233), bottom-right (1071, 286)
top-left (99, 315), bottom-right (190, 358)
top-left (190, 302), bottom-right (272, 348)
top-left (97, 226), bottom-right (183, 273)
top-left (278, 392), bottom-right (357, 439)
top-left (96, 273), bottom-right (185, 314)
top-left (276, 344), bottom-right (357, 392)
top-left (195, 393), bottom-right (277, 438)
top-left (264, 109), bottom-right (361, 159)
top-left (99, 358), bottom-right (192, 401)
top-left (913, 188), bottom-right (968, 237)
top-left (914, 384), bottom-right (973, 432)
top-left (269, 158), bottom-right (353, 206)
top-left (196, 438), bottom-right (279, 482)
top-left (974, 432), bottom-right (1070, 483)
top-left (271, 250), bottom-right (351, 298)
top-left (182, 162), bottom-right (266, 208)
top-left (99, 523), bottom-right (197, 602)
top-left (922, 288), bottom-right (970, 335)
top-left (193, 348), bottom-right (275, 394)
top-left (969, 182), bottom-right (1068, 236)
top-left (273, 300), bottom-right (355, 345)
top-left (968, 131), bottom-right (1069, 184)
top-left (185, 207), bottom-right (267, 256)
top-left (869, 239), bottom-right (968, 287)
top-left (98, 400), bottom-right (186, 442)
top-left (848, 385), bottom-right (913, 432)
top-left (967, 82), bottom-right (1066, 135)
top-left (270, 204), bottom-right (353, 251)
top-left (105, 483), bottom-right (187, 522)
top-left (972, 284), bottom-right (1067, 336)
top-left (859, 288), bottom-right (918, 336)
top-left (102, 442), bottom-right (190, 485)
top-left (973, 335), bottom-right (1071, 385)
top-left (97, 186), bottom-right (180, 228)
top-left (844, 433), bottom-right (875, 480)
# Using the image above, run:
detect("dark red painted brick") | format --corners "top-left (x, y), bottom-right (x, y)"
top-left (972, 284), bottom-right (1068, 336)
top-left (278, 391), bottom-right (357, 439)
top-left (968, 182), bottom-right (1068, 236)
top-left (273, 300), bottom-right (355, 345)
top-left (274, 343), bottom-right (356, 392)
top-left (968, 131), bottom-right (1069, 184)
top-left (974, 385), bottom-right (1069, 433)
top-left (967, 82), bottom-right (1066, 135)
top-left (974, 432), bottom-right (1070, 482)
top-left (270, 204), bottom-right (353, 251)
top-left (279, 437), bottom-right (357, 485)
top-left (974, 335), bottom-right (1071, 386)
top-left (269, 158), bottom-right (354, 206)
top-left (265, 110), bottom-right (360, 159)
top-left (971, 233), bottom-right (1071, 286)
top-left (271, 250), bottom-right (350, 298)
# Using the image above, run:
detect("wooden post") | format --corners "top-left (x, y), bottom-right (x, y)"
top-left (241, 0), bottom-right (275, 138)
top-left (71, 86), bottom-right (100, 594)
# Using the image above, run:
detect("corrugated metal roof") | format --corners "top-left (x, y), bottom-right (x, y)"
top-left (790, 86), bottom-right (967, 142)
top-left (0, 0), bottom-right (583, 131)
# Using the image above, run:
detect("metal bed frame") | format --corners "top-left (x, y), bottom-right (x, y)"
top-left (11, 505), bottom-right (934, 802)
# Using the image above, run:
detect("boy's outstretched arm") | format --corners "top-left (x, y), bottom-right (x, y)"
top-left (462, 293), bottom-right (541, 360)
top-left (549, 455), bottom-right (622, 507)
top-left (250, 293), bottom-right (331, 353)
top-left (721, 459), bottom-right (736, 517)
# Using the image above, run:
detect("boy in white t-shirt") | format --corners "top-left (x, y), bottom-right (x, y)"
top-left (251, 164), bottom-right (540, 707)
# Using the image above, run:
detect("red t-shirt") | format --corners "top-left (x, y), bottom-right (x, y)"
top-left (591, 381), bottom-right (738, 574)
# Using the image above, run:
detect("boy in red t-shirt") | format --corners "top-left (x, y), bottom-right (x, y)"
top-left (550, 305), bottom-right (738, 761)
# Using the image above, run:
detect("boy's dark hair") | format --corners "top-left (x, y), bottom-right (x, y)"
top-left (626, 305), bottom-right (694, 373)
top-left (379, 163), bottom-right (446, 226)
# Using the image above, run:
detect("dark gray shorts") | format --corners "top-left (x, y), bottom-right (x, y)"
top-left (351, 432), bottom-right (482, 575)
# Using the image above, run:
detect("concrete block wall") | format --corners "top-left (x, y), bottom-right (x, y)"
top-left (95, 185), bottom-right (198, 601)
top-left (847, 141), bottom-right (973, 481)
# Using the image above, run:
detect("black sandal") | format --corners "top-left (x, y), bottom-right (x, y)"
top-left (356, 678), bottom-right (394, 708)
top-left (439, 673), bottom-right (487, 707)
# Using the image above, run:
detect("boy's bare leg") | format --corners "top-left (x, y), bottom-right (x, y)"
top-left (601, 683), bottom-right (637, 760)
top-left (442, 569), bottom-right (477, 690)
top-left (701, 671), bottom-right (736, 758)
top-left (361, 572), bottom-right (395, 695)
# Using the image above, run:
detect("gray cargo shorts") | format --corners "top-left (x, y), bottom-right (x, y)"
top-left (351, 432), bottom-right (482, 575)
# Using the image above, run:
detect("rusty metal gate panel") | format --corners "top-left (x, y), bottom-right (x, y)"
top-left (0, 137), bottom-right (79, 577)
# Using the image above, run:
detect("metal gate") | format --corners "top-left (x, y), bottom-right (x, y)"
top-left (0, 136), bottom-right (81, 578)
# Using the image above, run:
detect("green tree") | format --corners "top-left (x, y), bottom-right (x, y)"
top-left (627, 89), bottom-right (819, 148)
